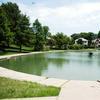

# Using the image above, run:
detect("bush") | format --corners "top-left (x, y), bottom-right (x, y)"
top-left (43, 46), bottom-right (50, 51)
top-left (68, 44), bottom-right (84, 50)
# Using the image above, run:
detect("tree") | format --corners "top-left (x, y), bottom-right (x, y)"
top-left (2, 2), bottom-right (31, 52)
top-left (71, 33), bottom-right (80, 44)
top-left (71, 33), bottom-right (80, 40)
top-left (98, 31), bottom-right (100, 38)
top-left (1, 2), bottom-right (21, 47)
top-left (1, 2), bottom-right (21, 33)
top-left (63, 35), bottom-right (70, 49)
top-left (33, 19), bottom-right (45, 51)
top-left (43, 26), bottom-right (49, 42)
top-left (80, 32), bottom-right (88, 39)
top-left (47, 37), bottom-right (56, 49)
top-left (53, 32), bottom-right (69, 49)
top-left (87, 32), bottom-right (95, 47)
top-left (0, 6), bottom-right (10, 50)
top-left (14, 14), bottom-right (30, 52)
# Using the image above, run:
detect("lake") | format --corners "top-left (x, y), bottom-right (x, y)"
top-left (0, 50), bottom-right (100, 81)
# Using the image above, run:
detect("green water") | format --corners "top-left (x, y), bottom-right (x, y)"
top-left (0, 51), bottom-right (100, 81)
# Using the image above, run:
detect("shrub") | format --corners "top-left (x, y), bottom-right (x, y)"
top-left (68, 44), bottom-right (84, 50)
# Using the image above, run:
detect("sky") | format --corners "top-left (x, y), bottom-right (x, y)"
top-left (1, 0), bottom-right (100, 35)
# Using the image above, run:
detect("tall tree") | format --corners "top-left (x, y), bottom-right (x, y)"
top-left (14, 14), bottom-right (30, 52)
top-left (0, 6), bottom-right (10, 50)
top-left (2, 2), bottom-right (31, 51)
top-left (33, 19), bottom-right (45, 51)
top-left (1, 2), bottom-right (21, 33)
top-left (43, 26), bottom-right (49, 41)
top-left (1, 2), bottom-right (21, 47)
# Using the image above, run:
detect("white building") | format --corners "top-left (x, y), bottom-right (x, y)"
top-left (75, 38), bottom-right (88, 46)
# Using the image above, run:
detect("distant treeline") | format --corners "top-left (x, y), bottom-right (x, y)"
top-left (0, 2), bottom-right (100, 52)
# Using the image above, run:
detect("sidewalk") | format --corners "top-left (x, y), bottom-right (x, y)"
top-left (58, 80), bottom-right (100, 100)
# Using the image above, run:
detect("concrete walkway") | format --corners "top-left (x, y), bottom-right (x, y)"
top-left (58, 80), bottom-right (100, 100)
top-left (0, 67), bottom-right (100, 100)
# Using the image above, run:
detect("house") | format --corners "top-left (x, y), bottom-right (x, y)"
top-left (75, 38), bottom-right (88, 46)
top-left (92, 38), bottom-right (100, 47)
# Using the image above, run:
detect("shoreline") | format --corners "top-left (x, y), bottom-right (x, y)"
top-left (0, 66), bottom-right (68, 87)
top-left (0, 49), bottom-right (97, 60)
top-left (0, 66), bottom-right (98, 86)
top-left (0, 50), bottom-right (67, 60)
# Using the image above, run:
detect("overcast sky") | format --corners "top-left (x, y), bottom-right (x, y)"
top-left (2, 0), bottom-right (100, 35)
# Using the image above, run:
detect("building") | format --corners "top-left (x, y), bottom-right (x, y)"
top-left (75, 38), bottom-right (88, 46)
top-left (92, 38), bottom-right (100, 47)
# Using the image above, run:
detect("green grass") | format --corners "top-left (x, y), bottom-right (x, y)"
top-left (5, 45), bottom-right (33, 52)
top-left (0, 51), bottom-right (18, 56)
top-left (0, 45), bottom-right (33, 56)
top-left (0, 77), bottom-right (60, 99)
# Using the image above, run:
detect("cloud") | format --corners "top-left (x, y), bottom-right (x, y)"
top-left (7, 1), bottom-right (100, 35)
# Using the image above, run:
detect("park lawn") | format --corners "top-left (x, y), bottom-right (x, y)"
top-left (0, 51), bottom-right (18, 56)
top-left (0, 45), bottom-right (33, 56)
top-left (0, 77), bottom-right (60, 99)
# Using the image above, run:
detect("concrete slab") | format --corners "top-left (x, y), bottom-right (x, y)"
top-left (0, 67), bottom-right (46, 83)
top-left (39, 78), bottom-right (68, 87)
top-left (58, 80), bottom-right (100, 100)
top-left (3, 97), bottom-right (57, 100)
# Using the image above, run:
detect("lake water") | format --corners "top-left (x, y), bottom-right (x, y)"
top-left (0, 50), bottom-right (100, 81)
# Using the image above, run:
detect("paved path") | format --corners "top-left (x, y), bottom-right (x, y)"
top-left (58, 80), bottom-right (100, 100)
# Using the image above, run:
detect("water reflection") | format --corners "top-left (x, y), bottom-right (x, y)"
top-left (47, 58), bottom-right (69, 68)
top-left (0, 51), bottom-right (100, 80)
top-left (0, 54), bottom-right (48, 75)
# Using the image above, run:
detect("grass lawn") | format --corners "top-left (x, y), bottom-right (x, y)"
top-left (0, 45), bottom-right (33, 56)
top-left (0, 77), bottom-right (60, 99)
top-left (0, 51), bottom-right (18, 56)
